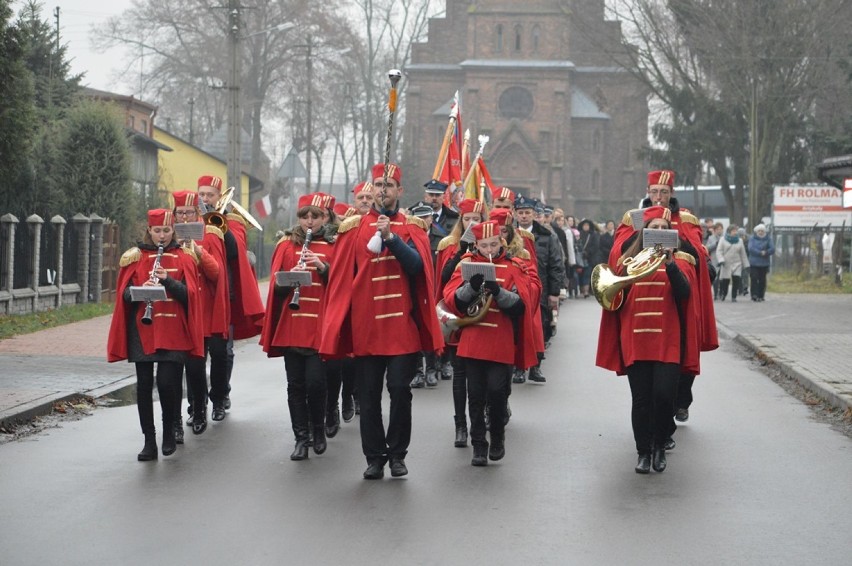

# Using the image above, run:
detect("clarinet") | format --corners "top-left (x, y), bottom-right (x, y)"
top-left (141, 243), bottom-right (165, 325)
top-left (288, 228), bottom-right (313, 311)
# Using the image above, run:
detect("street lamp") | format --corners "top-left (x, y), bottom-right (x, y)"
top-left (227, 5), bottom-right (295, 202)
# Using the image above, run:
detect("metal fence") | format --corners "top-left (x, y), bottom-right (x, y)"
top-left (63, 221), bottom-right (79, 286)
top-left (0, 221), bottom-right (8, 290)
top-left (39, 220), bottom-right (58, 286)
top-left (13, 221), bottom-right (32, 289)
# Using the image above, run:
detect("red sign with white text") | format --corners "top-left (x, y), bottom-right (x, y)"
top-left (844, 178), bottom-right (852, 209)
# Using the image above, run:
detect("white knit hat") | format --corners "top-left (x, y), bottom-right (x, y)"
top-left (754, 223), bottom-right (767, 233)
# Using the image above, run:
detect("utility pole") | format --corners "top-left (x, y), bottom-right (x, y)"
top-left (748, 79), bottom-right (759, 228)
top-left (227, 0), bottom-right (243, 201)
top-left (305, 34), bottom-right (313, 191)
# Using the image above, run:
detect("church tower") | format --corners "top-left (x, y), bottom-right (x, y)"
top-left (404, 0), bottom-right (649, 219)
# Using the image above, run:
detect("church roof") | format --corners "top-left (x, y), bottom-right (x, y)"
top-left (571, 88), bottom-right (610, 120)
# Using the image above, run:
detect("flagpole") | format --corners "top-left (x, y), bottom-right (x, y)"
top-left (461, 129), bottom-right (471, 181)
top-left (462, 135), bottom-right (489, 199)
top-left (431, 92), bottom-right (459, 181)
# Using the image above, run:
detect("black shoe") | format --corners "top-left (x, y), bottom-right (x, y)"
top-left (325, 409), bottom-right (340, 438)
top-left (512, 369), bottom-right (526, 384)
top-left (290, 439), bottom-right (310, 461)
top-left (440, 361), bottom-right (453, 380)
top-left (731, 297), bottom-right (737, 302)
top-left (354, 398), bottom-right (361, 415)
top-left (212, 402), bottom-right (226, 421)
top-left (454, 422), bottom-right (468, 448)
top-left (635, 453), bottom-right (651, 474)
top-left (471, 444), bottom-right (488, 466)
top-left (174, 419), bottom-right (184, 445)
top-left (504, 400), bottom-right (511, 427)
top-left (137, 435), bottom-right (158, 461)
top-left (425, 368), bottom-right (438, 387)
top-left (312, 427), bottom-right (327, 455)
top-left (675, 408), bottom-right (689, 422)
top-left (342, 398), bottom-right (355, 423)
top-left (411, 370), bottom-right (426, 389)
top-left (162, 428), bottom-right (177, 456)
top-left (528, 366), bottom-right (546, 383)
top-left (489, 438), bottom-right (505, 461)
top-left (185, 414), bottom-right (194, 427)
top-left (363, 461), bottom-right (385, 480)
top-left (664, 437), bottom-right (676, 451)
top-left (652, 447), bottom-right (667, 472)
top-left (223, 396), bottom-right (231, 410)
top-left (389, 457), bottom-right (408, 477)
top-left (192, 411), bottom-right (207, 435)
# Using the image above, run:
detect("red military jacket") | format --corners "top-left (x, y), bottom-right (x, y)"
top-left (261, 229), bottom-right (334, 355)
top-left (107, 242), bottom-right (205, 362)
top-left (198, 225), bottom-right (230, 338)
top-left (226, 214), bottom-right (265, 340)
top-left (611, 206), bottom-right (718, 354)
top-left (515, 228), bottom-right (545, 354)
top-left (319, 207), bottom-right (443, 359)
top-left (443, 251), bottom-right (538, 369)
top-left (596, 251), bottom-right (701, 376)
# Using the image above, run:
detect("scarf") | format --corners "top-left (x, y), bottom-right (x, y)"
top-left (725, 234), bottom-right (739, 245)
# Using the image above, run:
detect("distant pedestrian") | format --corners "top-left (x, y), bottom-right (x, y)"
top-left (747, 224), bottom-right (774, 302)
top-left (716, 225), bottom-right (749, 302)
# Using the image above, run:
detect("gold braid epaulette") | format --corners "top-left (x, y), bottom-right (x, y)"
top-left (679, 210), bottom-right (699, 226)
top-left (506, 234), bottom-right (525, 257)
top-left (518, 228), bottom-right (535, 241)
top-left (621, 208), bottom-right (642, 227)
top-left (226, 212), bottom-right (247, 228)
top-left (515, 248), bottom-right (531, 261)
top-left (119, 247), bottom-right (141, 267)
top-left (437, 235), bottom-right (460, 252)
top-left (205, 225), bottom-right (224, 240)
top-left (407, 215), bottom-right (428, 231)
top-left (454, 254), bottom-right (473, 271)
top-left (182, 245), bottom-right (200, 265)
top-left (276, 234), bottom-right (292, 246)
top-left (674, 251), bottom-right (696, 265)
top-left (337, 215), bottom-right (362, 234)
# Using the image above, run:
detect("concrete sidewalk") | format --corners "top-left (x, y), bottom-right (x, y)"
top-left (2, 290), bottom-right (850, 428)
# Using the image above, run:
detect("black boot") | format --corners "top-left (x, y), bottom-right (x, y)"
top-left (528, 366), bottom-right (546, 383)
top-left (341, 396), bottom-right (355, 422)
top-left (489, 432), bottom-right (505, 461)
top-left (162, 424), bottom-right (177, 456)
top-left (325, 407), bottom-right (341, 438)
top-left (174, 418), bottom-right (184, 445)
top-left (652, 446), bottom-right (667, 472)
top-left (471, 443), bottom-right (488, 466)
top-left (192, 405), bottom-right (207, 435)
top-left (137, 434), bottom-right (158, 461)
top-left (635, 453), bottom-right (651, 474)
top-left (454, 417), bottom-right (469, 448)
top-left (290, 438), bottom-right (310, 461)
top-left (312, 426), bottom-right (327, 455)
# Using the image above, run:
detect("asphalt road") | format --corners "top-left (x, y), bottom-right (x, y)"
top-left (1, 299), bottom-right (851, 565)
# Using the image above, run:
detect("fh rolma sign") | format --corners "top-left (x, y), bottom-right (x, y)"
top-left (772, 185), bottom-right (852, 233)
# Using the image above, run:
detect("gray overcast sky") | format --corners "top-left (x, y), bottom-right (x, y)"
top-left (18, 0), bottom-right (135, 92)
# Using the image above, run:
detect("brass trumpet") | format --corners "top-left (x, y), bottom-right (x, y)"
top-left (435, 292), bottom-right (494, 341)
top-left (591, 244), bottom-right (668, 311)
top-left (215, 187), bottom-right (263, 232)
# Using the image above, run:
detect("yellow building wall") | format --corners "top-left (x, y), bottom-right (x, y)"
top-left (154, 127), bottom-right (251, 209)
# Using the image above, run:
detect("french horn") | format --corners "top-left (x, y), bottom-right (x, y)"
top-left (591, 244), bottom-right (668, 311)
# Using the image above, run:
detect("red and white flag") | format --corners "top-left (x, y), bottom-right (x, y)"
top-left (254, 194), bottom-right (272, 219)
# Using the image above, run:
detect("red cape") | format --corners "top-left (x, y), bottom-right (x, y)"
top-left (201, 227), bottom-right (230, 338)
top-left (226, 217), bottom-right (265, 340)
top-left (319, 211), bottom-right (443, 359)
top-left (107, 244), bottom-right (205, 362)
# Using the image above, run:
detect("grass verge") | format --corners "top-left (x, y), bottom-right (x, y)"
top-left (767, 271), bottom-right (852, 294)
top-left (0, 302), bottom-right (114, 340)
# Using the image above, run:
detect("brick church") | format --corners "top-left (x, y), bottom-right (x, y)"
top-left (403, 0), bottom-right (649, 220)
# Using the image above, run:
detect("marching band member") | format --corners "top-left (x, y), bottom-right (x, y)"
top-left (320, 163), bottom-right (443, 480)
top-left (596, 206), bottom-right (701, 474)
top-left (261, 193), bottom-right (335, 460)
top-left (443, 221), bottom-right (537, 466)
top-left (172, 190), bottom-right (229, 436)
top-left (435, 198), bottom-right (487, 447)
top-left (197, 175), bottom-right (264, 420)
top-left (107, 209), bottom-right (204, 461)
top-left (352, 181), bottom-right (376, 216)
top-left (609, 170), bottom-right (717, 445)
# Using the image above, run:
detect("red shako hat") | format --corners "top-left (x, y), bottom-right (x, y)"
top-left (197, 175), bottom-right (223, 191)
top-left (472, 220), bottom-right (499, 241)
top-left (457, 199), bottom-right (485, 216)
top-left (488, 208), bottom-right (514, 227)
top-left (172, 190), bottom-right (197, 208)
top-left (148, 209), bottom-right (174, 227)
top-left (647, 170), bottom-right (675, 188)
top-left (371, 163), bottom-right (402, 184)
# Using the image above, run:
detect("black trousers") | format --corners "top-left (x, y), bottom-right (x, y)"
top-left (136, 361), bottom-right (181, 436)
top-left (182, 336), bottom-right (229, 417)
top-left (465, 358), bottom-right (511, 449)
top-left (356, 353), bottom-right (417, 462)
top-left (283, 351), bottom-right (327, 441)
top-left (449, 346), bottom-right (467, 423)
top-left (626, 361), bottom-right (679, 454)
top-left (750, 266), bottom-right (769, 299)
top-left (325, 358), bottom-right (342, 414)
top-left (719, 275), bottom-right (741, 300)
top-left (676, 373), bottom-right (695, 411)
top-left (541, 304), bottom-right (554, 344)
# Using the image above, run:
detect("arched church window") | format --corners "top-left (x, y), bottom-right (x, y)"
top-left (532, 25), bottom-right (541, 53)
top-left (593, 130), bottom-right (601, 152)
top-left (499, 86), bottom-right (534, 119)
top-left (496, 24), bottom-right (503, 53)
top-left (514, 25), bottom-right (522, 52)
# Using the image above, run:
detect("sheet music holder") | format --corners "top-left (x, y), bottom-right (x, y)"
top-left (642, 228), bottom-right (679, 250)
top-left (630, 209), bottom-right (646, 231)
top-left (129, 286), bottom-right (168, 302)
top-left (460, 222), bottom-right (478, 244)
top-left (461, 261), bottom-right (497, 282)
top-left (275, 271), bottom-right (312, 287)
top-left (174, 222), bottom-right (205, 242)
